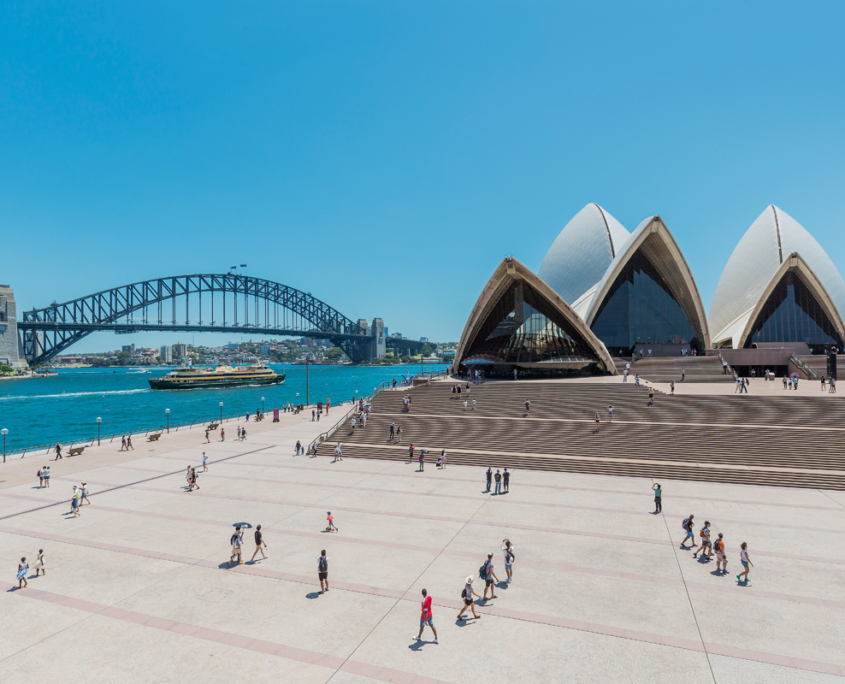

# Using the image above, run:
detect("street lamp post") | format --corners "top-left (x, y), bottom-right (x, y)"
top-left (219, 402), bottom-right (223, 423)
top-left (96, 417), bottom-right (101, 446)
top-left (306, 359), bottom-right (310, 406)
top-left (1, 428), bottom-right (7, 463)
top-left (261, 397), bottom-right (265, 413)
top-left (296, 392), bottom-right (299, 409)
top-left (165, 408), bottom-right (170, 434)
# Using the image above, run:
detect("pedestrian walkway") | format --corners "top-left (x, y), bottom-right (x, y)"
top-left (1, 413), bottom-right (844, 683)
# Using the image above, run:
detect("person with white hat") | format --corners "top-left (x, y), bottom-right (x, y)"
top-left (457, 576), bottom-right (480, 620)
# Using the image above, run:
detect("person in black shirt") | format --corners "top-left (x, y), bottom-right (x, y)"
top-left (251, 524), bottom-right (267, 561)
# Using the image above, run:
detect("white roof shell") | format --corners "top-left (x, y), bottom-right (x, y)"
top-left (709, 206), bottom-right (845, 347)
top-left (538, 204), bottom-right (629, 305)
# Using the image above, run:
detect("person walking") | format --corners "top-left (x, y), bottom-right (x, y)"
top-left (318, 550), bottom-right (329, 593)
top-left (228, 527), bottom-right (243, 567)
top-left (333, 444), bottom-right (342, 463)
top-left (81, 482), bottom-right (91, 505)
top-left (714, 533), bottom-right (728, 574)
top-left (251, 524), bottom-right (268, 561)
top-left (205, 429), bottom-right (210, 443)
top-left (326, 511), bottom-right (338, 532)
top-left (607, 405), bottom-right (613, 423)
top-left (69, 486), bottom-right (80, 517)
top-left (241, 427), bottom-right (247, 441)
top-left (221, 428), bottom-right (226, 441)
top-left (485, 467), bottom-right (493, 492)
top-left (413, 588), bottom-right (439, 643)
top-left (694, 521), bottom-right (712, 560)
top-left (32, 549), bottom-right (45, 577)
top-left (17, 557), bottom-right (28, 589)
top-left (457, 576), bottom-right (480, 620)
top-left (670, 380), bottom-right (675, 395)
top-left (351, 417), bottom-right (356, 433)
top-left (648, 387), bottom-right (654, 405)
top-left (524, 400), bottom-right (530, 414)
top-left (295, 440), bottom-right (302, 456)
top-left (494, 469), bottom-right (502, 494)
top-left (737, 542), bottom-right (753, 583)
top-left (202, 452), bottom-right (208, 472)
top-left (408, 443), bottom-right (415, 464)
top-left (680, 514), bottom-right (697, 550)
top-left (190, 467), bottom-right (200, 490)
top-left (652, 483), bottom-right (662, 513)
top-left (55, 442), bottom-right (62, 460)
top-left (503, 468), bottom-right (510, 493)
top-left (502, 539), bottom-right (514, 583)
top-left (126, 435), bottom-right (133, 450)
top-left (396, 425), bottom-right (402, 443)
top-left (43, 465), bottom-right (51, 488)
top-left (481, 552), bottom-right (499, 600)
top-left (419, 450), bottom-right (425, 471)
top-left (37, 467), bottom-right (44, 488)
top-left (681, 369), bottom-right (685, 382)
top-left (389, 423), bottom-right (395, 441)
top-left (121, 436), bottom-right (127, 451)
top-left (439, 449), bottom-right (447, 469)
top-left (186, 465), bottom-right (194, 490)
top-left (594, 413), bottom-right (600, 433)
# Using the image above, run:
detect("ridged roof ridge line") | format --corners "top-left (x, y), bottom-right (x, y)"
top-left (771, 205), bottom-right (783, 263)
top-left (593, 203), bottom-right (616, 258)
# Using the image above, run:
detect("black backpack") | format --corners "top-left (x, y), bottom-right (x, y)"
top-left (479, 560), bottom-right (490, 580)
top-left (318, 557), bottom-right (328, 572)
top-left (506, 547), bottom-right (515, 563)
top-left (461, 587), bottom-right (467, 599)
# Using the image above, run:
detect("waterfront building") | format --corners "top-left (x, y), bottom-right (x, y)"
top-left (709, 205), bottom-right (845, 350)
top-left (0, 285), bottom-right (27, 369)
top-left (160, 345), bottom-right (173, 363)
top-left (454, 257), bottom-right (616, 374)
top-left (122, 343), bottom-right (136, 355)
top-left (173, 342), bottom-right (188, 358)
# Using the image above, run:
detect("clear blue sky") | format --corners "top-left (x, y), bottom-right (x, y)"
top-left (2, 2), bottom-right (844, 351)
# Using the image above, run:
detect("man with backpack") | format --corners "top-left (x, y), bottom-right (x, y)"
top-left (679, 514), bottom-right (698, 550)
top-left (485, 467), bottom-right (492, 492)
top-left (714, 533), bottom-right (728, 574)
top-left (318, 550), bottom-right (329, 594)
top-left (502, 539), bottom-right (515, 583)
top-left (480, 552), bottom-right (499, 600)
top-left (494, 469), bottom-right (502, 495)
top-left (694, 521), bottom-right (712, 560)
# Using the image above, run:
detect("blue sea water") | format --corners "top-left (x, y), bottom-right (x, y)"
top-left (0, 364), bottom-right (447, 453)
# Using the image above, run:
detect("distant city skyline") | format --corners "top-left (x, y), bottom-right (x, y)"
top-left (3, 3), bottom-right (845, 351)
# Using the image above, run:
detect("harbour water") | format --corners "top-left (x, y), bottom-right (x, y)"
top-left (0, 363), bottom-right (448, 452)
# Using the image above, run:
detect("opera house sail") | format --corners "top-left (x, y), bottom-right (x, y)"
top-left (709, 206), bottom-right (845, 350)
top-left (540, 208), bottom-right (710, 357)
top-left (454, 257), bottom-right (616, 374)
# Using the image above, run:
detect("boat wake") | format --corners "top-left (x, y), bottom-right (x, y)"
top-left (0, 388), bottom-right (150, 401)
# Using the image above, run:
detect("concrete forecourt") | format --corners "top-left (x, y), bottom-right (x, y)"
top-left (1, 381), bottom-right (844, 684)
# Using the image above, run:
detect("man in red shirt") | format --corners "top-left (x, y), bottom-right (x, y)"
top-left (413, 588), bottom-right (438, 644)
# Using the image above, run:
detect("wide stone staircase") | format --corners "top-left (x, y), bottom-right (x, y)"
top-left (623, 356), bottom-right (734, 383)
top-left (316, 380), bottom-right (845, 489)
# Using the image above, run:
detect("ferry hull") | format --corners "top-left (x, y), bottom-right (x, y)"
top-left (148, 374), bottom-right (286, 390)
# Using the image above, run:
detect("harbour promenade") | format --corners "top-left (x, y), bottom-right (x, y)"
top-left (1, 381), bottom-right (844, 683)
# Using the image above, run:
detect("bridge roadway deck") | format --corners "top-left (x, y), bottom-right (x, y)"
top-left (0, 382), bottom-right (844, 683)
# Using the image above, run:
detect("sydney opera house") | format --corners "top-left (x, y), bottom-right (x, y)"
top-left (455, 204), bottom-right (845, 377)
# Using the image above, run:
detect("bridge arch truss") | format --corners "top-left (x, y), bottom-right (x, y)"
top-left (20, 274), bottom-right (372, 365)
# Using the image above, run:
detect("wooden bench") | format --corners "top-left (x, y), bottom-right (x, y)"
top-left (148, 432), bottom-right (162, 442)
top-left (207, 423), bottom-right (219, 430)
top-left (68, 446), bottom-right (85, 457)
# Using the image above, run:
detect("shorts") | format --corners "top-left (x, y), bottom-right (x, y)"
top-left (716, 553), bottom-right (726, 562)
top-left (741, 561), bottom-right (749, 568)
top-left (463, 599), bottom-right (473, 606)
top-left (685, 530), bottom-right (694, 539)
top-left (319, 572), bottom-right (328, 581)
top-left (485, 579), bottom-right (494, 587)
top-left (505, 563), bottom-right (512, 571)
top-left (702, 541), bottom-right (711, 548)
top-left (419, 617), bottom-right (434, 629)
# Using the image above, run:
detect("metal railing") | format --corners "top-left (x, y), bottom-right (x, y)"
top-left (789, 354), bottom-right (819, 380)
top-left (716, 351), bottom-right (738, 381)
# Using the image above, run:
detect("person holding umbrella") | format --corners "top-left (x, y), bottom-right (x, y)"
top-left (228, 525), bottom-right (245, 567)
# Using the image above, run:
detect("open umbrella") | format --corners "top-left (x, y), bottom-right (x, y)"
top-left (233, 522), bottom-right (252, 529)
top-left (790, 373), bottom-right (800, 378)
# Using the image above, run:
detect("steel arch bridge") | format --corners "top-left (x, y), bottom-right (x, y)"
top-left (18, 274), bottom-right (393, 366)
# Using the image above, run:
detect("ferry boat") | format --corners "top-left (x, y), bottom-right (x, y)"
top-left (148, 364), bottom-right (285, 390)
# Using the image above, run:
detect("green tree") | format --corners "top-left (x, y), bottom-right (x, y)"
top-left (324, 347), bottom-right (345, 360)
top-left (0, 364), bottom-right (13, 374)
